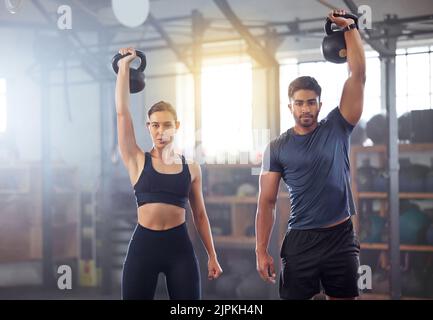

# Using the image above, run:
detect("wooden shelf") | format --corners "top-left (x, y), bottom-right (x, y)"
top-left (214, 236), bottom-right (255, 248)
top-left (204, 163), bottom-right (259, 169)
top-left (350, 144), bottom-right (433, 300)
top-left (361, 242), bottom-right (433, 252)
top-left (351, 143), bottom-right (433, 153)
top-left (358, 192), bottom-right (433, 199)
top-left (205, 196), bottom-right (258, 204)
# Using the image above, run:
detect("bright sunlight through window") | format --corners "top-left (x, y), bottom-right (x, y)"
top-left (201, 61), bottom-right (253, 158)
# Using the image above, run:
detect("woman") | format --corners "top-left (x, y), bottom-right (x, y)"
top-left (115, 47), bottom-right (223, 300)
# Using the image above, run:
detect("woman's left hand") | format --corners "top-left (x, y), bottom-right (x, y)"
top-left (208, 256), bottom-right (223, 280)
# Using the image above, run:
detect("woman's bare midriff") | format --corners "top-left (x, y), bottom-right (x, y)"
top-left (137, 202), bottom-right (186, 230)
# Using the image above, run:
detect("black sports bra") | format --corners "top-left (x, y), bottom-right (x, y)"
top-left (133, 152), bottom-right (191, 209)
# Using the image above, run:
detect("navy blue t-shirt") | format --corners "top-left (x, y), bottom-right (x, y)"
top-left (262, 107), bottom-right (357, 230)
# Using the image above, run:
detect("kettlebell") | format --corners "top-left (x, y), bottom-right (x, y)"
top-left (112, 50), bottom-right (147, 93)
top-left (321, 13), bottom-right (359, 64)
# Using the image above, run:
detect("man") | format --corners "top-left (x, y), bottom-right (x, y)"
top-left (255, 10), bottom-right (366, 300)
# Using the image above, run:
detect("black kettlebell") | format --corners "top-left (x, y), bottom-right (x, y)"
top-left (321, 13), bottom-right (359, 64)
top-left (112, 50), bottom-right (147, 93)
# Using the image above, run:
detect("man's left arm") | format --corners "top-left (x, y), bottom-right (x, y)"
top-left (330, 10), bottom-right (367, 126)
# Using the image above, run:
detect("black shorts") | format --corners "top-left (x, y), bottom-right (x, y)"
top-left (279, 217), bottom-right (360, 300)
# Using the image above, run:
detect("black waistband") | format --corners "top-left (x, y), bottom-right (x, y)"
top-left (136, 221), bottom-right (187, 233)
top-left (307, 217), bottom-right (352, 232)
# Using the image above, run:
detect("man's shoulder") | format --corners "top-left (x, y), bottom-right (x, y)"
top-left (321, 106), bottom-right (339, 122)
top-left (323, 106), bottom-right (355, 132)
top-left (270, 129), bottom-right (291, 148)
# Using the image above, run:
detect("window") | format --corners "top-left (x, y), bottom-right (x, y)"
top-left (176, 59), bottom-right (253, 161)
top-left (0, 79), bottom-right (6, 133)
top-left (363, 51), bottom-right (381, 122)
top-left (279, 58), bottom-right (298, 134)
top-left (201, 60), bottom-right (253, 158)
top-left (175, 70), bottom-right (195, 156)
top-left (396, 46), bottom-right (433, 117)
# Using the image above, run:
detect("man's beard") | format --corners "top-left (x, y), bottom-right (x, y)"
top-left (296, 114), bottom-right (315, 127)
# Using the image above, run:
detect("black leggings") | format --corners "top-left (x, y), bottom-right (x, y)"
top-left (121, 222), bottom-right (201, 300)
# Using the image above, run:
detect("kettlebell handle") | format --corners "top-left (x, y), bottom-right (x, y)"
top-left (324, 13), bottom-right (359, 36)
top-left (112, 50), bottom-right (147, 74)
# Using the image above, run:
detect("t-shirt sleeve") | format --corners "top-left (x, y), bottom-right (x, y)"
top-left (261, 141), bottom-right (283, 173)
top-left (327, 106), bottom-right (355, 135)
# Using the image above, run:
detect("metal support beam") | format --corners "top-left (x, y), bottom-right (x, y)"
top-left (4, 10), bottom-right (432, 57)
top-left (192, 10), bottom-right (204, 150)
top-left (99, 84), bottom-right (114, 295)
top-left (381, 35), bottom-right (401, 300)
top-left (213, 0), bottom-right (278, 67)
top-left (368, 29), bottom-right (433, 41)
top-left (98, 30), bottom-right (114, 295)
top-left (147, 13), bottom-right (194, 73)
top-left (0, 20), bottom-right (52, 30)
top-left (376, 14), bottom-right (433, 26)
top-left (40, 61), bottom-right (55, 289)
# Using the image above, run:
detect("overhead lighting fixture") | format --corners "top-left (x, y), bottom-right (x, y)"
top-left (112, 0), bottom-right (150, 28)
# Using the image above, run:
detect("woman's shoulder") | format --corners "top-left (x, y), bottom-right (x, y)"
top-left (183, 156), bottom-right (201, 178)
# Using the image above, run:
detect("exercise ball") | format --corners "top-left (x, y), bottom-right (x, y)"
top-left (400, 209), bottom-right (429, 244)
top-left (400, 200), bottom-right (421, 213)
top-left (364, 215), bottom-right (386, 243)
top-left (351, 123), bottom-right (367, 145)
top-left (398, 112), bottom-right (412, 142)
top-left (366, 114), bottom-right (388, 145)
top-left (112, 0), bottom-right (150, 28)
top-left (399, 159), bottom-right (429, 192)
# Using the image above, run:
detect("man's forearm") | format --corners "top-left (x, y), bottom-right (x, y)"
top-left (344, 26), bottom-right (366, 80)
top-left (255, 202), bottom-right (276, 253)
